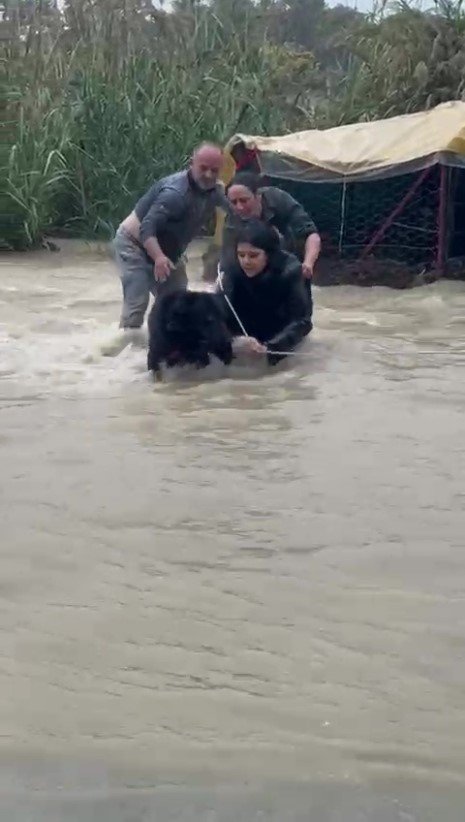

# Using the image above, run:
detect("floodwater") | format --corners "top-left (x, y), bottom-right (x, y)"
top-left (1, 239), bottom-right (465, 821)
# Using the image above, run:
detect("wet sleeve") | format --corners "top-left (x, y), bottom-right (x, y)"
top-left (265, 274), bottom-right (312, 364)
top-left (139, 188), bottom-right (186, 245)
top-left (275, 190), bottom-right (318, 238)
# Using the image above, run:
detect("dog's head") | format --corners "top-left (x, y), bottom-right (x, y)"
top-left (156, 291), bottom-right (233, 368)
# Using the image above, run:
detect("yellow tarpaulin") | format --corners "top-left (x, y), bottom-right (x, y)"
top-left (224, 101), bottom-right (465, 183)
top-left (212, 101), bottom-right (465, 245)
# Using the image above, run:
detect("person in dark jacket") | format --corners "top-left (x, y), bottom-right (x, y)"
top-left (221, 171), bottom-right (321, 280)
top-left (217, 220), bottom-right (312, 365)
top-left (113, 143), bottom-right (229, 330)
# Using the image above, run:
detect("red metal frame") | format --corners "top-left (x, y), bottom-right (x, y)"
top-left (360, 166), bottom-right (432, 260)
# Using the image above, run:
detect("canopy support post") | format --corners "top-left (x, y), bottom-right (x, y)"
top-left (338, 180), bottom-right (347, 255)
top-left (436, 164), bottom-right (448, 277)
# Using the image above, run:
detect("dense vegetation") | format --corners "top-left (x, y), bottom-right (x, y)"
top-left (2, 0), bottom-right (465, 249)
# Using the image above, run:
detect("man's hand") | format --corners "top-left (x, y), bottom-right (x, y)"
top-left (233, 336), bottom-right (267, 356)
top-left (154, 254), bottom-right (174, 282)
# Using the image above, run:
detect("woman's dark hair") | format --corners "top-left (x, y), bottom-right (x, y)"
top-left (226, 171), bottom-right (263, 195)
top-left (234, 219), bottom-right (285, 274)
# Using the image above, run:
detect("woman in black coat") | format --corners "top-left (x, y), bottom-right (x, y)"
top-left (217, 220), bottom-right (313, 365)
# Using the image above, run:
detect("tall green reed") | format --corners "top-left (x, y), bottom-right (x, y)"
top-left (6, 0), bottom-right (465, 250)
top-left (4, 3), bottom-right (314, 248)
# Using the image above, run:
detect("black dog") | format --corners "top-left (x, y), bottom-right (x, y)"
top-left (147, 289), bottom-right (233, 376)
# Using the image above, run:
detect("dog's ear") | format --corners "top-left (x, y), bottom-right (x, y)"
top-left (197, 293), bottom-right (223, 323)
top-left (208, 292), bottom-right (226, 318)
top-left (165, 293), bottom-right (191, 331)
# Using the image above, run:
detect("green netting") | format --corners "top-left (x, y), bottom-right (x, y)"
top-left (269, 167), bottom-right (443, 266)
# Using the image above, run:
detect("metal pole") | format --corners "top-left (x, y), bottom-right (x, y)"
top-left (338, 180), bottom-right (347, 256)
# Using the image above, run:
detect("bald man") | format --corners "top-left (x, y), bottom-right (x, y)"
top-left (113, 143), bottom-right (229, 329)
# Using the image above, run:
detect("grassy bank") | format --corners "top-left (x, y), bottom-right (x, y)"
top-left (3, 1), bottom-right (465, 250)
top-left (2, 3), bottom-right (316, 249)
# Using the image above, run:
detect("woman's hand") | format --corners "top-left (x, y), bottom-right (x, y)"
top-left (302, 257), bottom-right (314, 279)
top-left (302, 233), bottom-right (321, 279)
top-left (232, 336), bottom-right (267, 356)
top-left (247, 338), bottom-right (267, 355)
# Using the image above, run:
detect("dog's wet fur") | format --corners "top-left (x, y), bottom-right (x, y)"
top-left (147, 289), bottom-right (233, 376)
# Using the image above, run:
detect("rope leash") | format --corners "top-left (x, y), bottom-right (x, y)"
top-left (216, 265), bottom-right (302, 358)
top-left (214, 268), bottom-right (465, 362)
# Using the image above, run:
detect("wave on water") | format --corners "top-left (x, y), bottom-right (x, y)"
top-left (0, 314), bottom-right (293, 400)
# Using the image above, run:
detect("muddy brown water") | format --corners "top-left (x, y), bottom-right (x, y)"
top-left (1, 240), bottom-right (465, 820)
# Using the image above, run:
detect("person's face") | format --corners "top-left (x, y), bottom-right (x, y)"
top-left (190, 147), bottom-right (223, 190)
top-left (227, 184), bottom-right (261, 219)
top-left (237, 241), bottom-right (268, 278)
